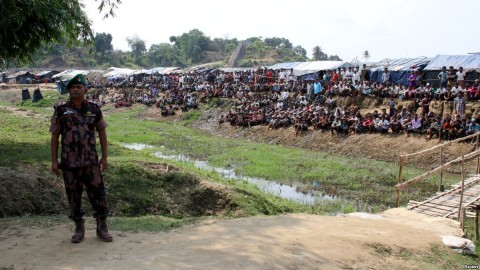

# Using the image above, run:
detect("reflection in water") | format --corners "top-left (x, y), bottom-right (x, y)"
top-left (120, 143), bottom-right (335, 205)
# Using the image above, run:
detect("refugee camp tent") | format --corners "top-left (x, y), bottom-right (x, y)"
top-left (368, 57), bottom-right (431, 85)
top-left (32, 88), bottom-right (43, 102)
top-left (21, 89), bottom-right (31, 100)
top-left (53, 70), bottom-right (89, 94)
top-left (6, 71), bottom-right (35, 84)
top-left (270, 61), bottom-right (354, 79)
top-left (52, 70), bottom-right (89, 81)
top-left (0, 72), bottom-right (6, 83)
top-left (56, 80), bottom-right (68, 94)
top-left (423, 55), bottom-right (480, 85)
top-left (35, 70), bottom-right (60, 83)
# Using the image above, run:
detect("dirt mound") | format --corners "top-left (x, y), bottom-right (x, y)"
top-left (190, 100), bottom-right (476, 169)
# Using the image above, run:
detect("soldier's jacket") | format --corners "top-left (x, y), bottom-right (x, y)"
top-left (50, 100), bottom-right (108, 168)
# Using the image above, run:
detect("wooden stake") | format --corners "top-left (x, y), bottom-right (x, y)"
top-left (475, 207), bottom-right (479, 241)
top-left (440, 147), bottom-right (444, 192)
top-left (458, 156), bottom-right (465, 220)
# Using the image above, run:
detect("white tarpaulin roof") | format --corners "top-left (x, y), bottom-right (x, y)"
top-left (103, 68), bottom-right (135, 78)
top-left (52, 70), bottom-right (88, 80)
top-left (370, 57), bottom-right (431, 71)
top-left (270, 61), bottom-right (354, 76)
top-left (424, 54), bottom-right (480, 72)
top-left (272, 61), bottom-right (354, 76)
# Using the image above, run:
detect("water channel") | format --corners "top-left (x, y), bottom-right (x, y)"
top-left (120, 142), bottom-right (337, 205)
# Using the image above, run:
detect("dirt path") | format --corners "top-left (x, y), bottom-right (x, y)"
top-left (0, 209), bottom-right (461, 270)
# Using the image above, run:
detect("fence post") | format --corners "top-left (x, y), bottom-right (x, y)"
top-left (396, 157), bottom-right (404, 207)
top-left (476, 134), bottom-right (480, 174)
top-left (458, 155), bottom-right (465, 220)
top-left (440, 147), bottom-right (444, 192)
top-left (475, 207), bottom-right (479, 241)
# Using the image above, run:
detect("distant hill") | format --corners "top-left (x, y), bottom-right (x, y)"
top-left (15, 30), bottom-right (341, 70)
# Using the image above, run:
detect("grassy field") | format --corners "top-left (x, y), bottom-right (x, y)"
top-left (103, 103), bottom-right (462, 209)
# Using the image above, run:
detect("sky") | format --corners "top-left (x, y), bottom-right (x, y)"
top-left (83, 0), bottom-right (480, 62)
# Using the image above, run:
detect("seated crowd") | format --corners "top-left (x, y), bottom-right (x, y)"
top-left (85, 65), bottom-right (480, 141)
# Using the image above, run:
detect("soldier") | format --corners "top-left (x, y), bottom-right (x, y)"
top-left (50, 74), bottom-right (113, 243)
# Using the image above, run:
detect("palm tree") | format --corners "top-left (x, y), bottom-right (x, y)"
top-left (312, 46), bottom-right (322, 61)
top-left (363, 50), bottom-right (370, 62)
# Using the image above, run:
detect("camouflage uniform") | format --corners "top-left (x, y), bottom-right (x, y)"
top-left (50, 100), bottom-right (109, 221)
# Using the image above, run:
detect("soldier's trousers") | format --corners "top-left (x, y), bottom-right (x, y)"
top-left (62, 165), bottom-right (109, 221)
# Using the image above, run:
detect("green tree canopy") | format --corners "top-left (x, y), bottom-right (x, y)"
top-left (127, 36), bottom-right (147, 58)
top-left (94, 32), bottom-right (114, 55)
top-left (0, 0), bottom-right (120, 68)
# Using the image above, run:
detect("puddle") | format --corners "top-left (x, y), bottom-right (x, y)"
top-left (121, 143), bottom-right (155, 151)
top-left (120, 143), bottom-right (336, 205)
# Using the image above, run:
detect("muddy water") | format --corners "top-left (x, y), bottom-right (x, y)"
top-left (120, 143), bottom-right (336, 205)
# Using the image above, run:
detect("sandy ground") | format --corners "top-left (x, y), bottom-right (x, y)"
top-left (0, 209), bottom-right (462, 270)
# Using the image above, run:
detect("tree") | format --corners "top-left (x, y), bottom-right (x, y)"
top-left (293, 46), bottom-right (307, 58)
top-left (148, 43), bottom-right (174, 66)
top-left (0, 0), bottom-right (121, 68)
top-left (170, 29), bottom-right (211, 65)
top-left (94, 33), bottom-right (113, 56)
top-left (312, 46), bottom-right (328, 61)
top-left (328, 55), bottom-right (343, 61)
top-left (126, 36), bottom-right (146, 58)
top-left (363, 50), bottom-right (370, 62)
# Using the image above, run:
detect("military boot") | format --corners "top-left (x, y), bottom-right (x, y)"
top-left (96, 218), bottom-right (113, 242)
top-left (71, 218), bottom-right (85, 243)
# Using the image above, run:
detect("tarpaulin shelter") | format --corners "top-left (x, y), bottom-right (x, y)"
top-left (0, 72), bottom-right (6, 83)
top-left (6, 71), bottom-right (34, 84)
top-left (218, 68), bottom-right (256, 73)
top-left (21, 89), bottom-right (31, 100)
top-left (423, 55), bottom-right (480, 85)
top-left (53, 70), bottom-right (89, 94)
top-left (270, 61), bottom-right (354, 80)
top-left (52, 69), bottom-right (88, 81)
top-left (368, 57), bottom-right (431, 85)
top-left (35, 70), bottom-right (59, 83)
top-left (56, 80), bottom-right (68, 94)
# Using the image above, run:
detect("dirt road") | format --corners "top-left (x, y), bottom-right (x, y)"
top-left (0, 209), bottom-right (461, 270)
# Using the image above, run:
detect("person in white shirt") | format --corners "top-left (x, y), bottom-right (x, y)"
top-left (287, 70), bottom-right (296, 82)
top-left (281, 89), bottom-right (289, 109)
top-left (352, 69), bottom-right (361, 85)
top-left (451, 82), bottom-right (463, 97)
top-left (382, 68), bottom-right (390, 85)
top-left (278, 69), bottom-right (286, 83)
top-left (456, 66), bottom-right (465, 88)
top-left (376, 115), bottom-right (390, 133)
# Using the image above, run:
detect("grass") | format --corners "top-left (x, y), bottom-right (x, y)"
top-left (104, 104), bottom-right (461, 208)
top-left (0, 89), bottom-right (464, 211)
top-left (364, 242), bottom-right (478, 269)
top-left (0, 214), bottom-right (195, 232)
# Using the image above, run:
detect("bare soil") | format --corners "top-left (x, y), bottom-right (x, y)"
top-left (0, 209), bottom-right (462, 270)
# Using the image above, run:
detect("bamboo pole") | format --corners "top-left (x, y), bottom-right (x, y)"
top-left (440, 147), bottom-right (444, 192)
top-left (477, 134), bottom-right (480, 174)
top-left (398, 157), bottom-right (404, 185)
top-left (396, 157), bottom-right (404, 207)
top-left (396, 150), bottom-right (480, 190)
top-left (396, 188), bottom-right (400, 207)
top-left (475, 207), bottom-right (479, 241)
top-left (458, 156), bottom-right (466, 220)
top-left (400, 132), bottom-right (480, 159)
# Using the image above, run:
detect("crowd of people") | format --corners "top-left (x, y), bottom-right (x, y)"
top-left (85, 65), bottom-right (480, 141)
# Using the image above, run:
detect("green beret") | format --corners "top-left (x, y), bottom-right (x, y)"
top-left (67, 74), bottom-right (87, 89)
